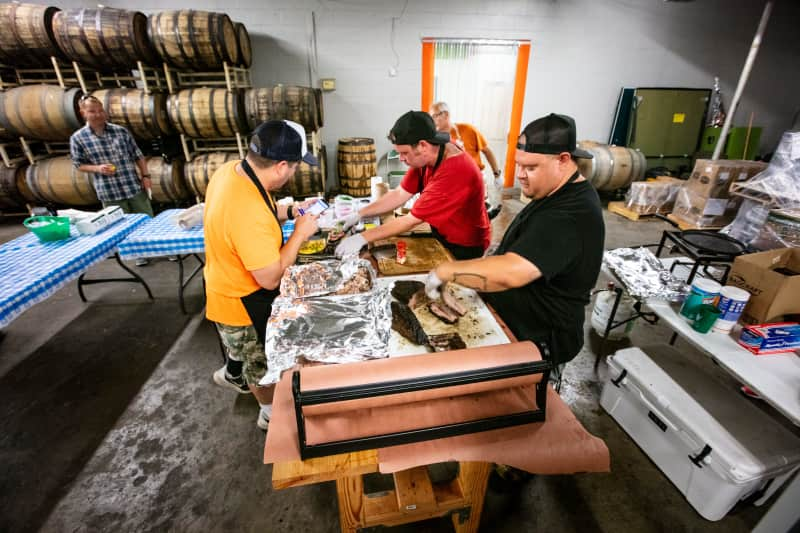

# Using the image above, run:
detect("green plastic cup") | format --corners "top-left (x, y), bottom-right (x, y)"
top-left (691, 304), bottom-right (722, 333)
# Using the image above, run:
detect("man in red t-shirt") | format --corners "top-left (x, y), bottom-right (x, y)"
top-left (334, 111), bottom-right (490, 260)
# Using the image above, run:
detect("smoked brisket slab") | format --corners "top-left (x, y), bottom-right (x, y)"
top-left (391, 301), bottom-right (429, 345)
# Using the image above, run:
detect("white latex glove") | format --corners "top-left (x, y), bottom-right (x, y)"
top-left (335, 212), bottom-right (361, 231)
top-left (335, 233), bottom-right (367, 258)
top-left (425, 270), bottom-right (444, 299)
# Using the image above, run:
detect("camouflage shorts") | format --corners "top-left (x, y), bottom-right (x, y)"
top-left (215, 323), bottom-right (267, 385)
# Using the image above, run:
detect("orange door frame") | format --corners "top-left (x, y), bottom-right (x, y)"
top-left (421, 39), bottom-right (531, 188)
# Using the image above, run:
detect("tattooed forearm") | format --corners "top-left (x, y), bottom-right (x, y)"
top-left (451, 272), bottom-right (489, 291)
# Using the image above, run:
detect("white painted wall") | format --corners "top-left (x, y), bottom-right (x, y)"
top-left (48, 0), bottom-right (800, 185)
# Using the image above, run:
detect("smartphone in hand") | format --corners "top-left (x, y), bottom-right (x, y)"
top-left (299, 199), bottom-right (329, 216)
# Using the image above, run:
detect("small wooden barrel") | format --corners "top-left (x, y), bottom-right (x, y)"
top-left (145, 156), bottom-right (189, 204)
top-left (338, 138), bottom-right (376, 197)
top-left (0, 85), bottom-right (82, 141)
top-left (576, 141), bottom-right (647, 191)
top-left (91, 89), bottom-right (173, 140)
top-left (51, 7), bottom-right (157, 72)
top-left (148, 10), bottom-right (238, 71)
top-left (25, 156), bottom-right (98, 206)
top-left (244, 86), bottom-right (319, 132)
top-left (167, 88), bottom-right (247, 139)
top-left (234, 22), bottom-right (252, 68)
top-left (184, 151), bottom-right (239, 199)
top-left (0, 3), bottom-right (65, 67)
top-left (0, 163), bottom-right (31, 211)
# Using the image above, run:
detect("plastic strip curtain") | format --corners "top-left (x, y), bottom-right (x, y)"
top-left (433, 40), bottom-right (518, 142)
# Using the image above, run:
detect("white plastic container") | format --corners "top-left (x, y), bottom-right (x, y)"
top-left (591, 284), bottom-right (637, 340)
top-left (713, 285), bottom-right (751, 333)
top-left (601, 345), bottom-right (800, 521)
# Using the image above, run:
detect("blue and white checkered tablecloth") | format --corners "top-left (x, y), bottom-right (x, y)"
top-left (117, 209), bottom-right (205, 259)
top-left (0, 214), bottom-right (149, 328)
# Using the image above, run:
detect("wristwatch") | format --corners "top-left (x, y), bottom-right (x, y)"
top-left (142, 174), bottom-right (151, 178)
top-left (286, 204), bottom-right (295, 220)
top-left (493, 169), bottom-right (501, 177)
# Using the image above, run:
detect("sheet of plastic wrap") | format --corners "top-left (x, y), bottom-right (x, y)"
top-left (721, 198), bottom-right (772, 247)
top-left (624, 178), bottom-right (682, 215)
top-left (603, 247), bottom-right (688, 301)
top-left (751, 208), bottom-right (800, 250)
top-left (730, 131), bottom-right (800, 208)
top-left (260, 286), bottom-right (393, 385)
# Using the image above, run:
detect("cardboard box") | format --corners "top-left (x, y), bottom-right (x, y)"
top-left (686, 160), bottom-right (768, 199)
top-left (671, 188), bottom-right (740, 228)
top-left (738, 322), bottom-right (800, 355)
top-left (727, 248), bottom-right (800, 324)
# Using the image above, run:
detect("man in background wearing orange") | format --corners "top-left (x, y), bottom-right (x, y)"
top-left (429, 101), bottom-right (502, 181)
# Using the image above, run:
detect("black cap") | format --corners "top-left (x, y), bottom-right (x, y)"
top-left (249, 120), bottom-right (318, 166)
top-left (388, 111), bottom-right (451, 145)
top-left (517, 114), bottom-right (593, 159)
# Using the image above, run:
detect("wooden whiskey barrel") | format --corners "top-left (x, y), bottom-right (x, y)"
top-left (275, 148), bottom-right (325, 199)
top-left (184, 152), bottom-right (239, 199)
top-left (25, 156), bottom-right (98, 206)
top-left (234, 22), bottom-right (252, 68)
top-left (0, 163), bottom-right (31, 210)
top-left (167, 88), bottom-right (247, 139)
top-left (338, 138), bottom-right (376, 197)
top-left (244, 86), bottom-right (319, 132)
top-left (576, 141), bottom-right (647, 191)
top-left (91, 89), bottom-right (173, 140)
top-left (145, 156), bottom-right (189, 203)
top-left (51, 7), bottom-right (158, 72)
top-left (148, 10), bottom-right (238, 71)
top-left (0, 85), bottom-right (82, 141)
top-left (0, 3), bottom-right (65, 67)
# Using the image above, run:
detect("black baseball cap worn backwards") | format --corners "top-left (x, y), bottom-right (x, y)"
top-left (250, 119), bottom-right (318, 166)
top-left (517, 113), bottom-right (593, 159)
top-left (388, 111), bottom-right (451, 145)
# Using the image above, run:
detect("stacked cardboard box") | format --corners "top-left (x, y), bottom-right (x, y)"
top-left (624, 177), bottom-right (683, 215)
top-left (727, 248), bottom-right (800, 324)
top-left (671, 160), bottom-right (768, 228)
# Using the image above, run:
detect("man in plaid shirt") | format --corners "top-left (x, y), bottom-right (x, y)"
top-left (71, 95), bottom-right (154, 264)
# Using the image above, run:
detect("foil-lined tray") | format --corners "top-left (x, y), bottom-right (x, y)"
top-left (260, 286), bottom-right (393, 385)
top-left (603, 247), bottom-right (688, 301)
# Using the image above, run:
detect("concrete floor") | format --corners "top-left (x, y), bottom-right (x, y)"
top-left (0, 198), bottom-right (794, 532)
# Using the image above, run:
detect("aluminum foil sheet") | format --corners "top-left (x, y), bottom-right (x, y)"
top-left (260, 285), bottom-right (393, 385)
top-left (279, 257), bottom-right (376, 298)
top-left (603, 247), bottom-right (688, 301)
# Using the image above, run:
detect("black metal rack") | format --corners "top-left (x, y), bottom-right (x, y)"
top-left (292, 356), bottom-right (551, 460)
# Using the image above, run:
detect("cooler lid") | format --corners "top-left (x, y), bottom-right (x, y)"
top-left (608, 346), bottom-right (800, 483)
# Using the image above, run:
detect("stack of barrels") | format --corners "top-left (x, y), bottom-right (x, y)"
top-left (0, 3), bottom-right (256, 209)
top-left (244, 85), bottom-right (326, 200)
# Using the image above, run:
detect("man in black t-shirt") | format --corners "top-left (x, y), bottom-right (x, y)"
top-left (426, 114), bottom-right (605, 367)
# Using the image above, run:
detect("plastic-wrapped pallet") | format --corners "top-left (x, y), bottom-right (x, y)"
top-left (601, 344), bottom-right (800, 521)
top-left (624, 177), bottom-right (683, 215)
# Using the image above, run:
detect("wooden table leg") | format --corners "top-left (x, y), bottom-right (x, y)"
top-left (451, 462), bottom-right (491, 533)
top-left (336, 473), bottom-right (365, 533)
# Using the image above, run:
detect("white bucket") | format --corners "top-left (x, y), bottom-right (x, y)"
top-left (713, 286), bottom-right (751, 333)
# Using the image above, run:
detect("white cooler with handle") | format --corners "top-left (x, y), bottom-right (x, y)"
top-left (601, 345), bottom-right (800, 521)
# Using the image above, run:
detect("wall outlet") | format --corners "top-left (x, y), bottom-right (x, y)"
top-left (320, 78), bottom-right (336, 91)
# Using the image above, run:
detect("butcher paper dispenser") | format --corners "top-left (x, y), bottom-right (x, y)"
top-left (291, 341), bottom-right (550, 459)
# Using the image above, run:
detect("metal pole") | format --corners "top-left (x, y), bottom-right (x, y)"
top-left (712, 0), bottom-right (773, 160)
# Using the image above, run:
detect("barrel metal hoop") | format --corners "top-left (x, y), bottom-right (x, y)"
top-left (173, 10), bottom-right (192, 71)
top-left (208, 13), bottom-right (224, 69)
top-left (210, 89), bottom-right (225, 138)
top-left (186, 89), bottom-right (201, 138)
top-left (94, 7), bottom-right (116, 71)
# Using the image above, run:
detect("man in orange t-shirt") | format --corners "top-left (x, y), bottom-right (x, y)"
top-left (204, 120), bottom-right (319, 430)
top-left (429, 101), bottom-right (502, 180)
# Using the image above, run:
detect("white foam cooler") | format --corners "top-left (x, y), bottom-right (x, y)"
top-left (601, 345), bottom-right (800, 521)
